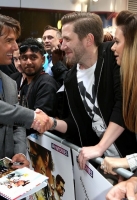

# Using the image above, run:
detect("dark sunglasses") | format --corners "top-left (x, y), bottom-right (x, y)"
top-left (20, 45), bottom-right (42, 54)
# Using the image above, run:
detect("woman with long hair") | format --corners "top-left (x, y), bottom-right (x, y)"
top-left (102, 10), bottom-right (137, 199)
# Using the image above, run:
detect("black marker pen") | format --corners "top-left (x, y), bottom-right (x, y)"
top-left (9, 162), bottom-right (24, 166)
top-left (121, 198), bottom-right (128, 200)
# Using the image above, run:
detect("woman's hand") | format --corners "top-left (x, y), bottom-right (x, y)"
top-left (101, 157), bottom-right (129, 175)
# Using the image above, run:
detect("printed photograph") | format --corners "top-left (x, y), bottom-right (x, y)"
top-left (27, 140), bottom-right (66, 200)
top-left (0, 157), bottom-right (14, 178)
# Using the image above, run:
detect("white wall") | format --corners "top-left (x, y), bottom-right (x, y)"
top-left (88, 0), bottom-right (128, 12)
top-left (0, 0), bottom-right (20, 7)
top-left (0, 0), bottom-right (82, 11)
top-left (0, 0), bottom-right (128, 12)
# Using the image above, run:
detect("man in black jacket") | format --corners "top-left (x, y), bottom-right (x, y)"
top-left (33, 12), bottom-right (137, 170)
top-left (19, 38), bottom-right (59, 135)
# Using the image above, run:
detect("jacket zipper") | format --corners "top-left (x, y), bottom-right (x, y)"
top-left (95, 58), bottom-right (122, 157)
top-left (64, 86), bottom-right (83, 147)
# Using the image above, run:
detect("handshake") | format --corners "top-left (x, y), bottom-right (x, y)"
top-left (31, 109), bottom-right (53, 134)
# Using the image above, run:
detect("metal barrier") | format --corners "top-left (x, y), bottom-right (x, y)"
top-left (44, 131), bottom-right (133, 179)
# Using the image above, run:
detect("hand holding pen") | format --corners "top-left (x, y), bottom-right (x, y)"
top-left (11, 153), bottom-right (30, 169)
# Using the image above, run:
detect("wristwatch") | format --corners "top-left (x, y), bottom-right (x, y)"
top-left (50, 117), bottom-right (57, 130)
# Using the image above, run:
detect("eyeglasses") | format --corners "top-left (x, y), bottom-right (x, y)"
top-left (20, 45), bottom-right (42, 54)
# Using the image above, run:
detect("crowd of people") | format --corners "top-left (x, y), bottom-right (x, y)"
top-left (0, 9), bottom-right (137, 200)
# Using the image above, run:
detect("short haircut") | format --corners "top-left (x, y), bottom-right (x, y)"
top-left (61, 12), bottom-right (103, 47)
top-left (20, 37), bottom-right (45, 55)
top-left (0, 14), bottom-right (21, 38)
top-left (44, 25), bottom-right (62, 39)
top-left (56, 174), bottom-right (65, 185)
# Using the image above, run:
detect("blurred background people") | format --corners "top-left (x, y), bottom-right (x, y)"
top-left (42, 25), bottom-right (68, 86)
top-left (10, 48), bottom-right (26, 100)
top-left (103, 32), bottom-right (113, 42)
top-left (42, 25), bottom-right (62, 75)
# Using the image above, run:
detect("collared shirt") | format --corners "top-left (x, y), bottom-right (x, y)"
top-left (126, 153), bottom-right (137, 171)
top-left (43, 53), bottom-right (53, 76)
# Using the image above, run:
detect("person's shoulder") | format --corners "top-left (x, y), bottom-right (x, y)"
top-left (10, 72), bottom-right (21, 79)
top-left (38, 73), bottom-right (54, 81)
top-left (99, 41), bottom-right (115, 59)
top-left (102, 41), bottom-right (114, 50)
top-left (37, 73), bottom-right (59, 87)
top-left (0, 70), bottom-right (17, 86)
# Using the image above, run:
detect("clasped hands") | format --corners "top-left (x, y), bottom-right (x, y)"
top-left (31, 109), bottom-right (53, 134)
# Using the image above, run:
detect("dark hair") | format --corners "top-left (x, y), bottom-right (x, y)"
top-left (0, 14), bottom-right (21, 38)
top-left (44, 25), bottom-right (62, 39)
top-left (20, 37), bottom-right (44, 55)
top-left (103, 32), bottom-right (113, 42)
top-left (116, 10), bottom-right (137, 46)
top-left (115, 10), bottom-right (137, 133)
top-left (61, 12), bottom-right (103, 46)
top-left (56, 174), bottom-right (65, 185)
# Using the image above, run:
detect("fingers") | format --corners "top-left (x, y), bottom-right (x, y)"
top-left (106, 182), bottom-right (126, 200)
top-left (35, 108), bottom-right (41, 113)
top-left (78, 149), bottom-right (89, 170)
top-left (100, 160), bottom-right (117, 175)
top-left (126, 177), bottom-right (137, 200)
top-left (78, 146), bottom-right (102, 170)
top-left (11, 154), bottom-right (30, 169)
top-left (31, 120), bottom-right (44, 134)
top-left (100, 160), bottom-right (108, 174)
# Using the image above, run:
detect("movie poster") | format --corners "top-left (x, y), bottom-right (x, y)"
top-left (26, 133), bottom-right (75, 200)
top-left (72, 149), bottom-right (112, 200)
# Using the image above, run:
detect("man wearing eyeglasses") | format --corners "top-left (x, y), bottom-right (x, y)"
top-left (19, 37), bottom-right (59, 135)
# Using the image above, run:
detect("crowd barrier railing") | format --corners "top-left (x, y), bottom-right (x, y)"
top-left (44, 131), bottom-right (133, 179)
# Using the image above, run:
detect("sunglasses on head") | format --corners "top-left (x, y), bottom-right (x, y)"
top-left (20, 45), bottom-right (42, 54)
